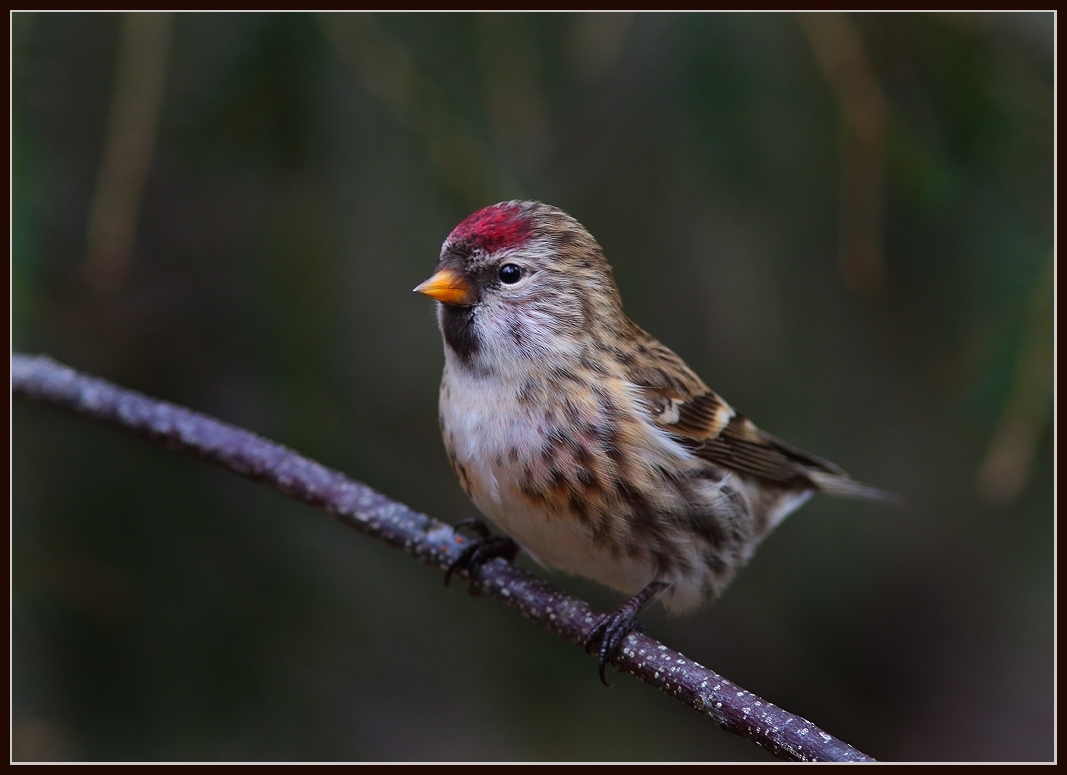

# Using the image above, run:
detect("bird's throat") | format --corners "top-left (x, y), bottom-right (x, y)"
top-left (440, 304), bottom-right (480, 366)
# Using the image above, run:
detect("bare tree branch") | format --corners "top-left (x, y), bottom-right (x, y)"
top-left (11, 352), bottom-right (876, 763)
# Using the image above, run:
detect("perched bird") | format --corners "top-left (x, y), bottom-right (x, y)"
top-left (415, 200), bottom-right (892, 683)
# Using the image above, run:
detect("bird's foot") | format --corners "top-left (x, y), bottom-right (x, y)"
top-left (445, 518), bottom-right (519, 592)
top-left (585, 581), bottom-right (669, 687)
top-left (586, 611), bottom-right (647, 688)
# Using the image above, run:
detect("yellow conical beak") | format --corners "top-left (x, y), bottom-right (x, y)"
top-left (413, 267), bottom-right (474, 305)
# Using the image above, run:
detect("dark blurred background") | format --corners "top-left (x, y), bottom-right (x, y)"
top-left (11, 12), bottom-right (1053, 762)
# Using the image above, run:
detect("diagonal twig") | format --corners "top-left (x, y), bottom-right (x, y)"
top-left (11, 352), bottom-right (876, 763)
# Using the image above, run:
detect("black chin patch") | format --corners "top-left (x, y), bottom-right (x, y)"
top-left (440, 304), bottom-right (479, 366)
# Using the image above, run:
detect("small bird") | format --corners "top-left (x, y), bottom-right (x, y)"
top-left (415, 201), bottom-right (893, 683)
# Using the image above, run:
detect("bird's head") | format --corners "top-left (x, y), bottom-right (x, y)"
top-left (415, 201), bottom-right (625, 373)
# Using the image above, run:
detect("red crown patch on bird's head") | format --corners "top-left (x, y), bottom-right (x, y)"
top-left (446, 202), bottom-right (534, 255)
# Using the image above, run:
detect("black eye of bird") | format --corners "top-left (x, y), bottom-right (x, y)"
top-left (498, 264), bottom-right (523, 284)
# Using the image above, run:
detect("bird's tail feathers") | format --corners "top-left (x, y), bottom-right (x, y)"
top-left (808, 471), bottom-right (903, 505)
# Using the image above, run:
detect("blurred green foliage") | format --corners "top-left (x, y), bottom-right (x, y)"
top-left (12, 12), bottom-right (1052, 762)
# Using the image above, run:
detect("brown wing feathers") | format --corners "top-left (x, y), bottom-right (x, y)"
top-left (675, 397), bottom-right (895, 501)
top-left (697, 414), bottom-right (846, 484)
top-left (625, 327), bottom-right (889, 498)
top-left (647, 385), bottom-right (853, 488)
